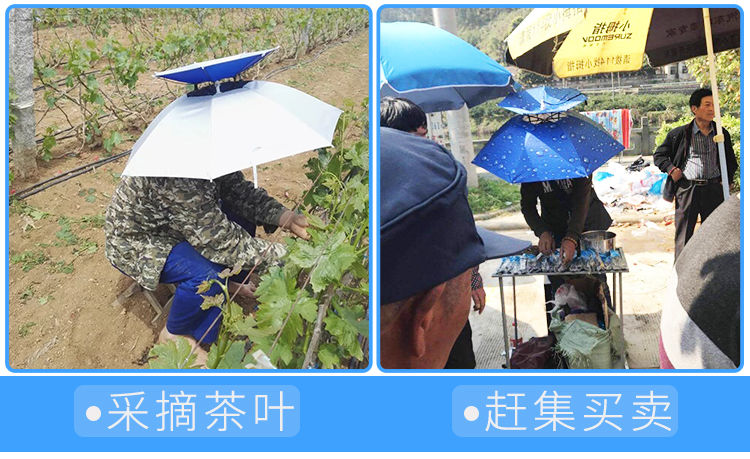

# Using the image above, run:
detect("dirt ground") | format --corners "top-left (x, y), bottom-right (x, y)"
top-left (7, 29), bottom-right (369, 370)
top-left (473, 208), bottom-right (676, 370)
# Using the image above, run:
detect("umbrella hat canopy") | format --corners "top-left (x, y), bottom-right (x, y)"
top-left (380, 21), bottom-right (516, 112)
top-left (154, 48), bottom-right (279, 84)
top-left (472, 112), bottom-right (623, 183)
top-left (122, 80), bottom-right (342, 180)
top-left (497, 86), bottom-right (587, 115)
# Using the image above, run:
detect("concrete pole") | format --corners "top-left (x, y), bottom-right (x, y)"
top-left (9, 8), bottom-right (38, 179)
top-left (432, 8), bottom-right (478, 187)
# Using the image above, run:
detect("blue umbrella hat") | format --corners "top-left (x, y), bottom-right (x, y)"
top-left (497, 86), bottom-right (586, 115)
top-left (380, 22), bottom-right (517, 113)
top-left (472, 112), bottom-right (624, 183)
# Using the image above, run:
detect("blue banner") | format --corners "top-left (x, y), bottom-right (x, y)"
top-left (0, 376), bottom-right (746, 451)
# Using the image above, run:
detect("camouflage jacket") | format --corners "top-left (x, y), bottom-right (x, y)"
top-left (105, 171), bottom-right (288, 290)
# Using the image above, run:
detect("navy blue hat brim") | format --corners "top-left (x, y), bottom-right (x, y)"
top-left (476, 226), bottom-right (530, 260)
top-left (380, 127), bottom-right (486, 304)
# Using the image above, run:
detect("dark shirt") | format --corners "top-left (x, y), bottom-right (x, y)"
top-left (520, 177), bottom-right (612, 241)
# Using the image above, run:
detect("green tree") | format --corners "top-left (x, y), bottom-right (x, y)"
top-left (686, 49), bottom-right (740, 116)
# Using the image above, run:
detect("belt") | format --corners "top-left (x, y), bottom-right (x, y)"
top-left (687, 177), bottom-right (722, 185)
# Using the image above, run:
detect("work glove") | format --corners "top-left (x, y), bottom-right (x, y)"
top-left (278, 210), bottom-right (310, 240)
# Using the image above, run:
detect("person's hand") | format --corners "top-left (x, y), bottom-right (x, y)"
top-left (229, 280), bottom-right (256, 298)
top-left (279, 210), bottom-right (310, 240)
top-left (560, 237), bottom-right (577, 264)
top-left (538, 231), bottom-right (555, 255)
top-left (670, 167), bottom-right (683, 182)
top-left (472, 287), bottom-right (486, 314)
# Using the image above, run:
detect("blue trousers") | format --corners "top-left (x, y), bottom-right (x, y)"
top-left (160, 205), bottom-right (256, 344)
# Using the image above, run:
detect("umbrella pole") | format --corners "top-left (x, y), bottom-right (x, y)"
top-left (703, 8), bottom-right (731, 200)
top-left (252, 162), bottom-right (258, 188)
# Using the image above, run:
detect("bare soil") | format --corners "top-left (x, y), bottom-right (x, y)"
top-left (7, 29), bottom-right (369, 370)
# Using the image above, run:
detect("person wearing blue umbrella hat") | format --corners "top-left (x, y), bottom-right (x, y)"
top-left (473, 109), bottom-right (621, 325)
top-left (105, 50), bottom-right (341, 364)
top-left (472, 111), bottom-right (622, 261)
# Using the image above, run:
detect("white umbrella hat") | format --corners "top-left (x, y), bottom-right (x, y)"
top-left (122, 50), bottom-right (343, 181)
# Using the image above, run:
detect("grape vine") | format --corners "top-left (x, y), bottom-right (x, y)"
top-left (27, 8), bottom-right (369, 160)
top-left (148, 99), bottom-right (370, 370)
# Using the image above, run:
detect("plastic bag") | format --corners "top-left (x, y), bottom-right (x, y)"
top-left (553, 283), bottom-right (588, 312)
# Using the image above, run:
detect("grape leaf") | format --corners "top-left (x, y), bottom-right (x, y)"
top-left (148, 338), bottom-right (199, 369)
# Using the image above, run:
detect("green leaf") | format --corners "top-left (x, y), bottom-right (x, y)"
top-left (38, 295), bottom-right (53, 305)
top-left (200, 293), bottom-right (225, 310)
top-left (304, 212), bottom-right (326, 229)
top-left (216, 341), bottom-right (247, 369)
top-left (228, 314), bottom-right (275, 342)
top-left (85, 194), bottom-right (96, 203)
top-left (339, 304), bottom-right (369, 337)
top-left (317, 344), bottom-right (340, 369)
top-left (55, 217), bottom-right (77, 245)
top-left (296, 297), bottom-right (318, 323)
top-left (309, 238), bottom-right (357, 293)
top-left (148, 338), bottom-right (199, 369)
top-left (196, 280), bottom-right (212, 294)
top-left (205, 342), bottom-right (221, 369)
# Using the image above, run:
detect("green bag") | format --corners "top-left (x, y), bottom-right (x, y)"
top-left (549, 307), bottom-right (625, 369)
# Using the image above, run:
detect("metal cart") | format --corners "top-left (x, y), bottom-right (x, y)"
top-left (492, 248), bottom-right (629, 368)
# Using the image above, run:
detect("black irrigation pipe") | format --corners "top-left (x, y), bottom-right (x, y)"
top-left (10, 150), bottom-right (131, 201)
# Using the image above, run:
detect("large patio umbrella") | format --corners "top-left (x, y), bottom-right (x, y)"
top-left (505, 8), bottom-right (739, 77)
top-left (380, 21), bottom-right (517, 112)
top-left (122, 50), bottom-right (342, 183)
top-left (505, 7), bottom-right (740, 199)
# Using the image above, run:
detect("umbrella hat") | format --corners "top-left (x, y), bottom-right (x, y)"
top-left (154, 47), bottom-right (279, 84)
top-left (497, 86), bottom-right (587, 115)
top-left (380, 21), bottom-right (516, 112)
top-left (122, 80), bottom-right (342, 180)
top-left (472, 112), bottom-right (624, 183)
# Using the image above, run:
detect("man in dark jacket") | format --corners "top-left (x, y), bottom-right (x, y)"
top-left (520, 177), bottom-right (613, 324)
top-left (653, 88), bottom-right (738, 261)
